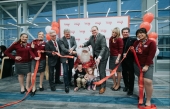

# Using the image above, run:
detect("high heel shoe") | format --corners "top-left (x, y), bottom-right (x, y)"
top-left (30, 90), bottom-right (36, 97)
top-left (39, 86), bottom-right (44, 91)
top-left (20, 90), bottom-right (25, 94)
top-left (110, 83), bottom-right (117, 90)
top-left (113, 86), bottom-right (121, 91)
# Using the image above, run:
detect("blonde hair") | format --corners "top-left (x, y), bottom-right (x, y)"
top-left (112, 27), bottom-right (120, 38)
top-left (87, 67), bottom-right (94, 75)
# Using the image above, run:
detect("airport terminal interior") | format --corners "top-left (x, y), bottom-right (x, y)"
top-left (0, 0), bottom-right (169, 109)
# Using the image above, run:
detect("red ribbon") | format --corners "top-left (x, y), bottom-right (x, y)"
top-left (93, 46), bottom-right (157, 109)
top-left (0, 50), bottom-right (74, 108)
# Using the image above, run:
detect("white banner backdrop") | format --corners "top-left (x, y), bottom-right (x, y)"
top-left (59, 16), bottom-right (129, 76)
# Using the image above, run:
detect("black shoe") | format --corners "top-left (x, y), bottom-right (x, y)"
top-left (113, 86), bottom-right (121, 91)
top-left (51, 87), bottom-right (56, 91)
top-left (123, 87), bottom-right (128, 92)
top-left (65, 87), bottom-right (69, 93)
top-left (55, 81), bottom-right (63, 84)
top-left (20, 90), bottom-right (25, 94)
top-left (127, 91), bottom-right (133, 95)
top-left (39, 86), bottom-right (44, 91)
top-left (30, 90), bottom-right (36, 97)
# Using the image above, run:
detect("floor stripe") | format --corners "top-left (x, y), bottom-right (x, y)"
top-left (0, 92), bottom-right (169, 106)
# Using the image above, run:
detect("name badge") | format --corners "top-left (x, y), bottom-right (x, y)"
top-left (144, 45), bottom-right (148, 47)
top-left (42, 45), bottom-right (45, 46)
top-left (27, 46), bottom-right (30, 48)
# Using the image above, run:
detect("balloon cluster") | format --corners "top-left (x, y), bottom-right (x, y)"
top-left (45, 21), bottom-right (60, 41)
top-left (139, 13), bottom-right (159, 56)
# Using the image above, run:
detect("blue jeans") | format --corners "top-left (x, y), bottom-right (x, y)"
top-left (62, 58), bottom-right (74, 87)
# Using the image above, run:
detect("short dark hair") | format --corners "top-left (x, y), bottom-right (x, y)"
top-left (121, 27), bottom-right (130, 33)
top-left (91, 26), bottom-right (98, 30)
top-left (136, 28), bottom-right (148, 37)
top-left (78, 63), bottom-right (82, 65)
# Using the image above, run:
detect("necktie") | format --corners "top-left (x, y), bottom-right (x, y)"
top-left (54, 41), bottom-right (57, 47)
top-left (94, 36), bottom-right (96, 42)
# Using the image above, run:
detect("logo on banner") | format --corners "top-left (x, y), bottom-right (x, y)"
top-left (106, 21), bottom-right (112, 25)
top-left (101, 29), bottom-right (107, 33)
top-left (74, 23), bottom-right (80, 26)
top-left (85, 38), bottom-right (89, 40)
top-left (85, 22), bottom-right (90, 26)
top-left (95, 22), bottom-right (101, 25)
top-left (79, 30), bottom-right (85, 34)
top-left (70, 30), bottom-right (75, 34)
top-left (76, 38), bottom-right (80, 41)
top-left (117, 21), bottom-right (123, 24)
top-left (64, 23), bottom-right (70, 26)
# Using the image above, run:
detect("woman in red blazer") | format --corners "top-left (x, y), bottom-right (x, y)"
top-left (133, 28), bottom-right (156, 106)
top-left (30, 31), bottom-right (46, 96)
top-left (5, 33), bottom-right (40, 94)
top-left (109, 27), bottom-right (123, 91)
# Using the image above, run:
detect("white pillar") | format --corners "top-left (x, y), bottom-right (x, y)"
top-left (117, 0), bottom-right (121, 16)
top-left (142, 0), bottom-right (158, 72)
top-left (83, 0), bottom-right (87, 18)
top-left (17, 3), bottom-right (21, 38)
top-left (23, 3), bottom-right (27, 33)
top-left (52, 1), bottom-right (56, 21)
top-left (78, 0), bottom-right (80, 18)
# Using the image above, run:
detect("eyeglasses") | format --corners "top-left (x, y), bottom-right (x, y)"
top-left (91, 30), bottom-right (96, 32)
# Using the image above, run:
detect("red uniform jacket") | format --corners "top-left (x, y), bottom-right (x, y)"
top-left (31, 40), bottom-right (46, 60)
top-left (5, 41), bottom-right (35, 63)
top-left (133, 39), bottom-right (156, 66)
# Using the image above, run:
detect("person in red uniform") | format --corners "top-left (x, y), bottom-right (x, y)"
top-left (4, 33), bottom-right (40, 94)
top-left (30, 31), bottom-right (46, 96)
top-left (133, 28), bottom-right (156, 107)
top-left (109, 27), bottom-right (123, 91)
top-left (74, 47), bottom-right (95, 70)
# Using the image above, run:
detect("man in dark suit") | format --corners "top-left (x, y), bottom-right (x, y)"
top-left (121, 27), bottom-right (136, 95)
top-left (80, 26), bottom-right (109, 94)
top-left (45, 30), bottom-right (63, 91)
top-left (60, 29), bottom-right (77, 93)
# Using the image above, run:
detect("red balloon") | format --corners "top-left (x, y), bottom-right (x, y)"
top-left (46, 33), bottom-right (50, 40)
top-left (51, 26), bottom-right (59, 34)
top-left (143, 13), bottom-right (154, 23)
top-left (149, 38), bottom-right (156, 42)
top-left (51, 21), bottom-right (59, 28)
top-left (148, 32), bottom-right (158, 39)
top-left (140, 22), bottom-right (151, 32)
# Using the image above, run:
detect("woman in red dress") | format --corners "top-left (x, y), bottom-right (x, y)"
top-left (133, 28), bottom-right (156, 106)
top-left (5, 33), bottom-right (40, 94)
top-left (30, 31), bottom-right (46, 96)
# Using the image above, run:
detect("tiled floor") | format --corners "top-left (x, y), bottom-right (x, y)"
top-left (0, 71), bottom-right (169, 109)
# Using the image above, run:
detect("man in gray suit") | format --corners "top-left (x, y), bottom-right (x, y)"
top-left (80, 26), bottom-right (109, 94)
top-left (60, 29), bottom-right (77, 93)
top-left (45, 30), bottom-right (62, 91)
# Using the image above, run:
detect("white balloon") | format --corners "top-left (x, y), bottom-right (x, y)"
top-left (45, 26), bottom-right (51, 33)
top-left (155, 48), bottom-right (160, 56)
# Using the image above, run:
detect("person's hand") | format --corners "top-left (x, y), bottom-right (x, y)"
top-left (123, 53), bottom-right (127, 58)
top-left (34, 57), bottom-right (40, 60)
top-left (72, 51), bottom-right (77, 55)
top-left (115, 60), bottom-right (119, 64)
top-left (52, 51), bottom-right (57, 56)
top-left (96, 58), bottom-right (100, 65)
top-left (15, 56), bottom-right (22, 61)
top-left (142, 65), bottom-right (149, 72)
top-left (31, 42), bottom-right (35, 48)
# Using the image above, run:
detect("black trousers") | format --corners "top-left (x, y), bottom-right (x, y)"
top-left (62, 58), bottom-right (74, 87)
top-left (122, 58), bottom-right (135, 92)
top-left (49, 58), bottom-right (61, 87)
